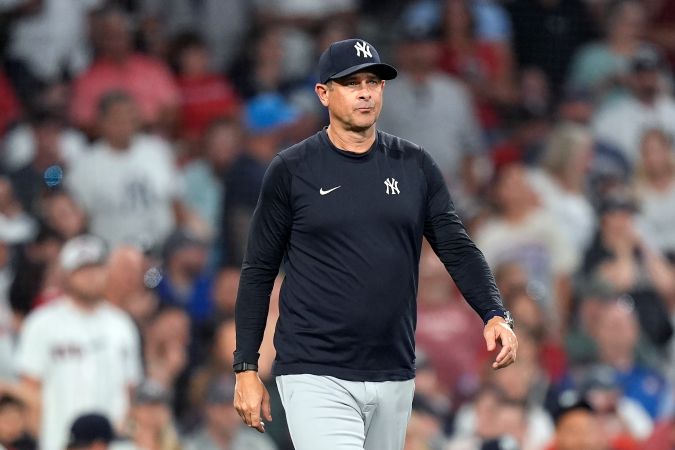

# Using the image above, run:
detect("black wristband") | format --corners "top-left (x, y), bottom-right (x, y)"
top-left (233, 362), bottom-right (258, 373)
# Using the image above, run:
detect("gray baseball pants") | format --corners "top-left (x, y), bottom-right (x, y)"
top-left (276, 374), bottom-right (415, 450)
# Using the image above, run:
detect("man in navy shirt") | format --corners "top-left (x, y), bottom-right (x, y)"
top-left (232, 38), bottom-right (518, 450)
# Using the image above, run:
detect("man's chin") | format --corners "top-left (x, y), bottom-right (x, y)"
top-left (348, 118), bottom-right (378, 133)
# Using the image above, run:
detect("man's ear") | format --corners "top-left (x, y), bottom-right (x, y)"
top-left (315, 83), bottom-right (330, 107)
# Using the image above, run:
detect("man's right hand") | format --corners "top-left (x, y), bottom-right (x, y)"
top-left (233, 371), bottom-right (272, 433)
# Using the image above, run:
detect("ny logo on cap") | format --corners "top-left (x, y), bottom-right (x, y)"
top-left (354, 41), bottom-right (372, 58)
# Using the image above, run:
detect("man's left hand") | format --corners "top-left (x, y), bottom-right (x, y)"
top-left (484, 316), bottom-right (518, 370)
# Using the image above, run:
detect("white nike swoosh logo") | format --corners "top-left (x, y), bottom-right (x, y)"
top-left (319, 186), bottom-right (341, 195)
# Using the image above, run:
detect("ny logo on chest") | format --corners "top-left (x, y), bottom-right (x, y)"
top-left (384, 178), bottom-right (400, 195)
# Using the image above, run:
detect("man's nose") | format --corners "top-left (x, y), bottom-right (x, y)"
top-left (358, 82), bottom-right (372, 99)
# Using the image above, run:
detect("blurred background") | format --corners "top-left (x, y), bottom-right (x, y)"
top-left (1, 0), bottom-right (675, 449)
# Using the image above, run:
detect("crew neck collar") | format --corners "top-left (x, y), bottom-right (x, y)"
top-left (321, 127), bottom-right (379, 160)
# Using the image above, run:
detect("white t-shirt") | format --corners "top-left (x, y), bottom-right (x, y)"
top-left (15, 299), bottom-right (142, 450)
top-left (527, 169), bottom-right (595, 254)
top-left (637, 182), bottom-right (675, 256)
top-left (67, 134), bottom-right (181, 249)
top-left (592, 95), bottom-right (675, 166)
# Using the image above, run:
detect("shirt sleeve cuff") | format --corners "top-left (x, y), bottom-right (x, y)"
top-left (482, 309), bottom-right (507, 324)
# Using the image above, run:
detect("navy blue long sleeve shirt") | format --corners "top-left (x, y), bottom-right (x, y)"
top-left (234, 129), bottom-right (505, 381)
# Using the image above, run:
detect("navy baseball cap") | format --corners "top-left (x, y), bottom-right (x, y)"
top-left (318, 39), bottom-right (397, 84)
top-left (66, 413), bottom-right (114, 448)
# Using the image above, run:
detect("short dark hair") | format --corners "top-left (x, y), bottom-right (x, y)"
top-left (97, 90), bottom-right (134, 117)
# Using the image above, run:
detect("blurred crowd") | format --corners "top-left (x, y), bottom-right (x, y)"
top-left (1, 0), bottom-right (675, 449)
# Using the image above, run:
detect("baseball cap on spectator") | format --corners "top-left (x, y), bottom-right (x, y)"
top-left (318, 39), bottom-right (398, 84)
top-left (631, 46), bottom-right (663, 73)
top-left (205, 376), bottom-right (235, 404)
top-left (134, 379), bottom-right (172, 405)
top-left (553, 391), bottom-right (594, 425)
top-left (162, 228), bottom-right (207, 262)
top-left (66, 413), bottom-right (114, 449)
top-left (244, 93), bottom-right (300, 134)
top-left (59, 235), bottom-right (108, 273)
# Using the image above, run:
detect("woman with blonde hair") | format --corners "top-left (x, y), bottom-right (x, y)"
top-left (528, 123), bottom-right (596, 254)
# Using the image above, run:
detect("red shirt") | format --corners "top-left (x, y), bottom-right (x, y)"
top-left (177, 74), bottom-right (240, 138)
top-left (71, 54), bottom-right (179, 128)
top-left (0, 71), bottom-right (21, 136)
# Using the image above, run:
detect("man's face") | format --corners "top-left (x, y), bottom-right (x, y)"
top-left (316, 71), bottom-right (384, 132)
top-left (66, 265), bottom-right (108, 303)
top-left (556, 410), bottom-right (605, 450)
top-left (99, 100), bottom-right (139, 147)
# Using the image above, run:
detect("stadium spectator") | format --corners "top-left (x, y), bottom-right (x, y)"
top-left (377, 19), bottom-right (485, 195)
top-left (122, 380), bottom-right (182, 450)
top-left (70, 6), bottom-right (180, 134)
top-left (475, 163), bottom-right (577, 325)
top-left (527, 123), bottom-right (596, 254)
top-left (8, 224), bottom-right (64, 319)
top-left (449, 387), bottom-right (533, 450)
top-left (143, 306), bottom-right (189, 391)
top-left (634, 128), bottom-right (675, 259)
top-left (170, 32), bottom-right (240, 141)
top-left (155, 229), bottom-right (214, 330)
top-left (547, 397), bottom-right (606, 450)
top-left (581, 193), bottom-right (675, 348)
top-left (104, 245), bottom-right (156, 324)
top-left (14, 235), bottom-right (142, 450)
top-left (592, 46), bottom-right (675, 166)
top-left (489, 356), bottom-right (555, 450)
top-left (220, 93), bottom-right (299, 267)
top-left (568, 0), bottom-right (649, 106)
top-left (66, 92), bottom-right (186, 251)
top-left (583, 298), bottom-right (671, 419)
top-left (180, 118), bottom-right (242, 243)
top-left (183, 376), bottom-right (277, 450)
top-left (6, 112), bottom-right (68, 215)
top-left (438, 0), bottom-right (517, 133)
